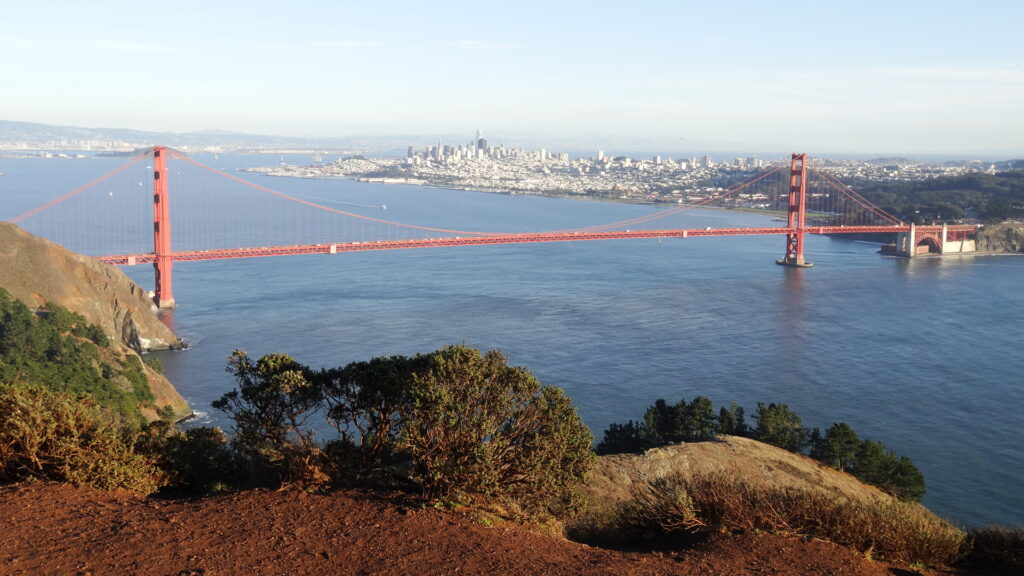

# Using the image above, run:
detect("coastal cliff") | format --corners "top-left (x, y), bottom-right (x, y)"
top-left (0, 222), bottom-right (189, 419)
top-left (975, 222), bottom-right (1024, 253)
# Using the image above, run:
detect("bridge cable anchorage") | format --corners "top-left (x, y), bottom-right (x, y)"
top-left (167, 150), bottom-right (494, 237)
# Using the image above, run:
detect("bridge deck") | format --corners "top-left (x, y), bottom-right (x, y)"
top-left (97, 225), bottom-right (976, 265)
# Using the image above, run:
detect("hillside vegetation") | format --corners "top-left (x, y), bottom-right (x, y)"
top-left (851, 171), bottom-right (1024, 223)
top-left (0, 222), bottom-right (188, 419)
top-left (0, 288), bottom-right (163, 423)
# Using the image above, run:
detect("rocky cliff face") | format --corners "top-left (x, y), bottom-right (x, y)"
top-left (0, 222), bottom-right (189, 419)
top-left (975, 222), bottom-right (1024, 253)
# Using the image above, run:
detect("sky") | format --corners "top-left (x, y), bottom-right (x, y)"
top-left (2, 0), bottom-right (1022, 155)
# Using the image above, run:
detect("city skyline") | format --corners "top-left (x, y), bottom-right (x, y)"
top-left (2, 0), bottom-right (1022, 155)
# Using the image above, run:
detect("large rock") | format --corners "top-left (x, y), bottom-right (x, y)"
top-left (0, 222), bottom-right (189, 420)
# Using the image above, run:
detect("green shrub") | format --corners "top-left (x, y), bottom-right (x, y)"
top-left (144, 355), bottom-right (164, 374)
top-left (317, 354), bottom-right (423, 482)
top-left (595, 420), bottom-right (654, 455)
top-left (212, 350), bottom-right (323, 484)
top-left (596, 395), bottom-right (723, 454)
top-left (753, 402), bottom-right (805, 452)
top-left (139, 422), bottom-right (245, 494)
top-left (400, 345), bottom-right (594, 516)
top-left (210, 345), bottom-right (594, 514)
top-left (0, 383), bottom-right (165, 494)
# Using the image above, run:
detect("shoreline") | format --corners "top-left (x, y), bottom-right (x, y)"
top-left (250, 169), bottom-right (796, 215)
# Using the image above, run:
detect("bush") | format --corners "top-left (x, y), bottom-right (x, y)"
top-left (209, 346), bottom-right (594, 514)
top-left (144, 355), bottom-right (164, 374)
top-left (595, 395), bottom-right (723, 454)
top-left (0, 383), bottom-right (165, 494)
top-left (317, 354), bottom-right (423, 483)
top-left (963, 526), bottom-right (1024, 572)
top-left (213, 350), bottom-right (322, 482)
top-left (622, 473), bottom-right (964, 565)
top-left (139, 422), bottom-right (245, 494)
top-left (399, 345), bottom-right (594, 515)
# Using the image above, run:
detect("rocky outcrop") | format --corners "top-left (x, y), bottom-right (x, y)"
top-left (976, 222), bottom-right (1024, 253)
top-left (0, 222), bottom-right (189, 419)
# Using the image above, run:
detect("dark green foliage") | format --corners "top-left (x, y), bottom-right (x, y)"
top-left (595, 420), bottom-right (654, 455)
top-left (72, 322), bottom-right (110, 347)
top-left (851, 440), bottom-right (925, 501)
top-left (156, 404), bottom-right (177, 422)
top-left (683, 396), bottom-right (717, 441)
top-left (213, 350), bottom-right (321, 477)
top-left (144, 355), bottom-right (164, 374)
top-left (718, 401), bottom-right (747, 436)
top-left (814, 422), bottom-right (860, 471)
top-left (643, 398), bottom-right (685, 443)
top-left (317, 354), bottom-right (422, 481)
top-left (754, 402), bottom-right (805, 452)
top-left (598, 396), bottom-right (736, 453)
top-left (401, 345), bottom-right (594, 514)
top-left (0, 383), bottom-right (165, 493)
top-left (0, 288), bottom-right (154, 423)
top-left (852, 170), bottom-right (1024, 223)
top-left (139, 422), bottom-right (245, 494)
top-left (211, 345), bottom-right (594, 515)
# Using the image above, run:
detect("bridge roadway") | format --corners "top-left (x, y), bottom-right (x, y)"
top-left (96, 224), bottom-right (976, 266)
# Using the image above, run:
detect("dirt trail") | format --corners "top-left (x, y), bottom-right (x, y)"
top-left (0, 482), bottom-right (924, 576)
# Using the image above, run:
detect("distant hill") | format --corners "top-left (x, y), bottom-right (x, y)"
top-left (0, 119), bottom-right (742, 157)
top-left (0, 119), bottom-right (382, 153)
top-left (852, 170), bottom-right (1024, 222)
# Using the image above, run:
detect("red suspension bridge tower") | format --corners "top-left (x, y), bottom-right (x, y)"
top-left (152, 147), bottom-right (174, 308)
top-left (777, 153), bottom-right (812, 268)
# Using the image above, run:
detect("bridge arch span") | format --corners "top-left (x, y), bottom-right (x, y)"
top-left (914, 233), bottom-right (942, 255)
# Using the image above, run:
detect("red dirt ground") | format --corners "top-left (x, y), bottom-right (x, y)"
top-left (0, 482), bottom-right (958, 576)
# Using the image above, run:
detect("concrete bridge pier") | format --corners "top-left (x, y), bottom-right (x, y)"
top-left (896, 223), bottom-right (977, 257)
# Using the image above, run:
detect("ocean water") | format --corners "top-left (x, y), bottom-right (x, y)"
top-left (2, 153), bottom-right (1022, 527)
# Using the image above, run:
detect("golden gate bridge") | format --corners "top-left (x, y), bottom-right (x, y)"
top-left (8, 147), bottom-right (978, 308)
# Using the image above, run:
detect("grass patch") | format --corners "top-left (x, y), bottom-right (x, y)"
top-left (570, 472), bottom-right (965, 566)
